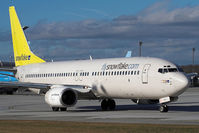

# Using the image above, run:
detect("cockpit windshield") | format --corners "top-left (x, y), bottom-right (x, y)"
top-left (158, 64), bottom-right (184, 74)
top-left (168, 68), bottom-right (178, 72)
top-left (158, 68), bottom-right (179, 74)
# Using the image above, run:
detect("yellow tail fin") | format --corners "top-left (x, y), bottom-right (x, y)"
top-left (9, 6), bottom-right (45, 67)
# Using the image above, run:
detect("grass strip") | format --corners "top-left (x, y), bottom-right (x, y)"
top-left (0, 120), bottom-right (198, 133)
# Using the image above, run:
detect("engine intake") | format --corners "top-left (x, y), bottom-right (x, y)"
top-left (45, 87), bottom-right (77, 107)
top-left (61, 90), bottom-right (77, 106)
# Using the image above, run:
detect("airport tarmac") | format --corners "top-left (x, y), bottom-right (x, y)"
top-left (0, 87), bottom-right (198, 125)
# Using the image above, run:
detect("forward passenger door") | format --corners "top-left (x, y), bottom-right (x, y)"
top-left (142, 64), bottom-right (151, 84)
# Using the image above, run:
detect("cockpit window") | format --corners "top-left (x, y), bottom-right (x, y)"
top-left (158, 68), bottom-right (179, 73)
top-left (164, 69), bottom-right (168, 73)
top-left (168, 68), bottom-right (178, 72)
top-left (158, 68), bottom-right (163, 73)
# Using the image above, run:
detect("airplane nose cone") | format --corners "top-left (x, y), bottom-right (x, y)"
top-left (173, 74), bottom-right (189, 95)
top-left (180, 75), bottom-right (189, 88)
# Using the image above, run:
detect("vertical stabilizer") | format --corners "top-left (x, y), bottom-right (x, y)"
top-left (9, 6), bottom-right (45, 66)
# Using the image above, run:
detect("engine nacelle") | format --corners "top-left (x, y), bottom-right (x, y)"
top-left (45, 86), bottom-right (77, 107)
top-left (132, 99), bottom-right (159, 105)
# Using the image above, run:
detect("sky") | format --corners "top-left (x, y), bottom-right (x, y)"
top-left (0, 0), bottom-right (199, 65)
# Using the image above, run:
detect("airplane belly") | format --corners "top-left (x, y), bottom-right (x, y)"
top-left (93, 77), bottom-right (140, 98)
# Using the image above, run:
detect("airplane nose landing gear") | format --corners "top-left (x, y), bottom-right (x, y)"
top-left (101, 99), bottom-right (116, 111)
top-left (159, 104), bottom-right (169, 112)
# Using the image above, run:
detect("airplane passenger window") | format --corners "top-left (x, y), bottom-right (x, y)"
top-left (134, 71), bottom-right (136, 75)
top-left (122, 71), bottom-right (125, 75)
top-left (131, 71), bottom-right (134, 75)
top-left (128, 71), bottom-right (130, 75)
top-left (106, 72), bottom-right (108, 76)
top-left (125, 71), bottom-right (128, 75)
top-left (137, 71), bottom-right (140, 75)
top-left (108, 71), bottom-right (111, 75)
top-left (117, 71), bottom-right (119, 75)
top-left (114, 71), bottom-right (117, 75)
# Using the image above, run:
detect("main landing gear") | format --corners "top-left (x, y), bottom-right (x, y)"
top-left (52, 107), bottom-right (67, 112)
top-left (101, 99), bottom-right (116, 111)
top-left (159, 104), bottom-right (169, 112)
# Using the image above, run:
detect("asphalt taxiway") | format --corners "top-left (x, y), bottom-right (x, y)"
top-left (0, 87), bottom-right (198, 125)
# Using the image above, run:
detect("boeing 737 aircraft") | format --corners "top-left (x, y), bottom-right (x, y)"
top-left (0, 6), bottom-right (189, 112)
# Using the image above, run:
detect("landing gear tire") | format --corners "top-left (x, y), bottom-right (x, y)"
top-left (60, 107), bottom-right (67, 111)
top-left (159, 104), bottom-right (169, 112)
top-left (52, 107), bottom-right (59, 111)
top-left (101, 99), bottom-right (116, 111)
top-left (108, 99), bottom-right (116, 110)
top-left (101, 99), bottom-right (108, 111)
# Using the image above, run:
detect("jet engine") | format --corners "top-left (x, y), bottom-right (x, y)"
top-left (132, 99), bottom-right (159, 104)
top-left (45, 87), bottom-right (77, 107)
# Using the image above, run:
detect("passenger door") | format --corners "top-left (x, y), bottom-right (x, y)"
top-left (142, 64), bottom-right (151, 84)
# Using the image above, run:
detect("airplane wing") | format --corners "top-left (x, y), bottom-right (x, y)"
top-left (0, 81), bottom-right (92, 94)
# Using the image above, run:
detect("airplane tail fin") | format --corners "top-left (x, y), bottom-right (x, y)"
top-left (9, 6), bottom-right (45, 67)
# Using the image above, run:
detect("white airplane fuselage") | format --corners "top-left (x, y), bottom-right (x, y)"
top-left (16, 57), bottom-right (189, 100)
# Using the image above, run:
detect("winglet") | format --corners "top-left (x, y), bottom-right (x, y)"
top-left (9, 6), bottom-right (45, 66)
